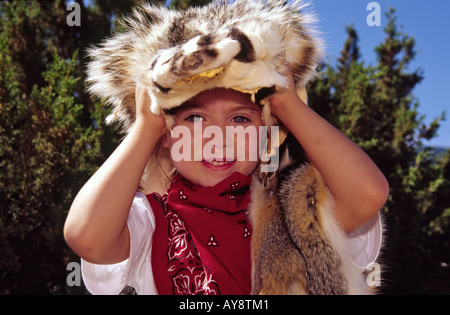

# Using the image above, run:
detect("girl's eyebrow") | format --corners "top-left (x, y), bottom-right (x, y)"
top-left (231, 105), bottom-right (260, 113)
top-left (183, 103), bottom-right (202, 110)
top-left (174, 104), bottom-right (260, 114)
top-left (167, 102), bottom-right (202, 115)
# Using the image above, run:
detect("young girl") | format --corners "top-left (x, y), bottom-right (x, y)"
top-left (64, 63), bottom-right (388, 294)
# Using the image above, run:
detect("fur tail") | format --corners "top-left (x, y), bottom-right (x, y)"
top-left (249, 176), bottom-right (308, 295)
top-left (278, 163), bottom-right (347, 294)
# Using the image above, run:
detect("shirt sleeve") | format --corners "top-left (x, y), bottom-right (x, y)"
top-left (81, 192), bottom-right (157, 295)
top-left (347, 212), bottom-right (383, 272)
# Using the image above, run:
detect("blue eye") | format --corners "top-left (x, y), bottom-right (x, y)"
top-left (232, 116), bottom-right (249, 124)
top-left (185, 114), bottom-right (204, 122)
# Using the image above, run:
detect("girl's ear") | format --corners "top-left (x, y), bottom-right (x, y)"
top-left (160, 131), bottom-right (170, 149)
top-left (161, 114), bottom-right (175, 149)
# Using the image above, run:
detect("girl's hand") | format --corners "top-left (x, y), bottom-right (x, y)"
top-left (65, 84), bottom-right (169, 264)
top-left (267, 60), bottom-right (389, 233)
top-left (269, 63), bottom-right (307, 120)
top-left (135, 83), bottom-right (167, 138)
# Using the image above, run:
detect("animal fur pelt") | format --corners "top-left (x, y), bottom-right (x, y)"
top-left (85, 0), bottom-right (375, 294)
top-left (249, 159), bottom-right (371, 294)
top-left (86, 0), bottom-right (323, 133)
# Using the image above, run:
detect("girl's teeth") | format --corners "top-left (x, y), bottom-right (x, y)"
top-left (207, 160), bottom-right (233, 166)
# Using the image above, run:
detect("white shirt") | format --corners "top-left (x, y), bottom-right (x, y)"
top-left (81, 192), bottom-right (383, 295)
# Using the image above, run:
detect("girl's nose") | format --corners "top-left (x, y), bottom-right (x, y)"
top-left (201, 120), bottom-right (235, 159)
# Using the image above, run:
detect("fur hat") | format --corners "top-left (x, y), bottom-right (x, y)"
top-left (86, 0), bottom-right (377, 295)
top-left (86, 0), bottom-right (323, 192)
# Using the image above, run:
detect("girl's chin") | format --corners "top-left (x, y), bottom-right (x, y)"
top-left (175, 160), bottom-right (257, 187)
top-left (178, 163), bottom-right (235, 187)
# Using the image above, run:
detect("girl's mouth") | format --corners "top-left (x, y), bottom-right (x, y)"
top-left (201, 159), bottom-right (236, 170)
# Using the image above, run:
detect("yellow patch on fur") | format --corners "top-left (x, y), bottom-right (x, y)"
top-left (175, 67), bottom-right (224, 85)
top-left (229, 87), bottom-right (260, 103)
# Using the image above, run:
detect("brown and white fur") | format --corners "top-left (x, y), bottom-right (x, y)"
top-left (250, 155), bottom-right (371, 294)
top-left (85, 0), bottom-right (376, 294)
top-left (86, 0), bottom-right (322, 132)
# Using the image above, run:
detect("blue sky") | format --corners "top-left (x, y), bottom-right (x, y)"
top-left (310, 0), bottom-right (450, 147)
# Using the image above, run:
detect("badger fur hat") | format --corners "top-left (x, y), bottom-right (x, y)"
top-left (86, 0), bottom-right (377, 295)
top-left (87, 0), bottom-right (323, 191)
top-left (87, 0), bottom-right (322, 131)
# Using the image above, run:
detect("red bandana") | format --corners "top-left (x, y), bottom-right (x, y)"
top-left (147, 172), bottom-right (253, 295)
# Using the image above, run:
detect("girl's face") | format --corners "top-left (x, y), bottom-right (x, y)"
top-left (162, 88), bottom-right (264, 187)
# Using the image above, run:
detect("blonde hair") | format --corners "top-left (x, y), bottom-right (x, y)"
top-left (139, 143), bottom-right (176, 195)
